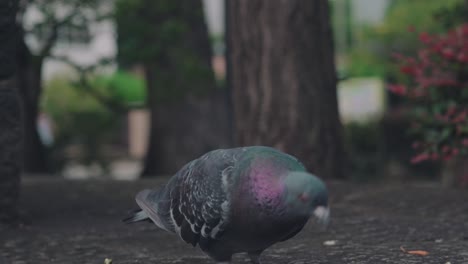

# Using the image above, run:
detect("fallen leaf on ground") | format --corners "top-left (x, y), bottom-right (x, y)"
top-left (400, 246), bottom-right (429, 256)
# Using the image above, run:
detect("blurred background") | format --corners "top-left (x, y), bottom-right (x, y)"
top-left (12, 0), bottom-right (468, 185)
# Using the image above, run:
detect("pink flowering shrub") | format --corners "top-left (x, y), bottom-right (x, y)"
top-left (389, 23), bottom-right (468, 164)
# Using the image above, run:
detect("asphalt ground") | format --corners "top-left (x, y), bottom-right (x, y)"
top-left (1, 177), bottom-right (468, 264)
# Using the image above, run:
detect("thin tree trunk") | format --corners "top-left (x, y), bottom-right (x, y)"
top-left (141, 63), bottom-right (229, 176)
top-left (16, 35), bottom-right (48, 173)
top-left (228, 0), bottom-right (345, 179)
top-left (141, 63), bottom-right (164, 176)
top-left (0, 0), bottom-right (21, 225)
top-left (0, 81), bottom-right (21, 224)
top-left (140, 0), bottom-right (229, 176)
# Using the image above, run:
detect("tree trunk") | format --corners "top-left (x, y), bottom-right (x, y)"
top-left (0, 80), bottom-right (21, 225)
top-left (141, 62), bottom-right (164, 176)
top-left (141, 64), bottom-right (229, 176)
top-left (19, 63), bottom-right (49, 174)
top-left (16, 31), bottom-right (49, 174)
top-left (140, 0), bottom-right (229, 176)
top-left (227, 0), bottom-right (345, 179)
top-left (0, 0), bottom-right (21, 225)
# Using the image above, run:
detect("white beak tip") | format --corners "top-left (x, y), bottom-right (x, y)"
top-left (313, 206), bottom-right (330, 227)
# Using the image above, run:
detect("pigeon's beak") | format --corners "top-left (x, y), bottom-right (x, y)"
top-left (312, 206), bottom-right (330, 229)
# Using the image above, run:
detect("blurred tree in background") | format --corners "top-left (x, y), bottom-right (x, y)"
top-left (433, 0), bottom-right (468, 31)
top-left (389, 25), bottom-right (468, 164)
top-left (347, 0), bottom-right (463, 80)
top-left (338, 0), bottom-right (468, 181)
top-left (41, 71), bottom-right (144, 173)
top-left (13, 0), bottom-right (466, 183)
top-left (388, 21), bottom-right (468, 187)
top-left (116, 0), bottom-right (229, 176)
top-left (16, 0), bottom-right (111, 174)
top-left (227, 0), bottom-right (345, 179)
top-left (0, 0), bottom-right (21, 224)
top-left (330, 0), bottom-right (353, 62)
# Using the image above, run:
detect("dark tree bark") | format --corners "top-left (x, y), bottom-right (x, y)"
top-left (141, 63), bottom-right (229, 175)
top-left (227, 0), bottom-right (345, 179)
top-left (0, 0), bottom-right (21, 224)
top-left (140, 62), bottom-right (163, 176)
top-left (138, 0), bottom-right (229, 176)
top-left (0, 83), bottom-right (21, 225)
top-left (16, 32), bottom-right (48, 173)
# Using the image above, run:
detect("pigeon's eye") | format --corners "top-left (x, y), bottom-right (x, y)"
top-left (297, 193), bottom-right (309, 202)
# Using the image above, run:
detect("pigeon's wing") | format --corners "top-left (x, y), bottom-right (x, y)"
top-left (135, 188), bottom-right (174, 232)
top-left (167, 148), bottom-right (244, 247)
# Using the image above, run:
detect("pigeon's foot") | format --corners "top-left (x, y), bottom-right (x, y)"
top-left (247, 250), bottom-right (263, 264)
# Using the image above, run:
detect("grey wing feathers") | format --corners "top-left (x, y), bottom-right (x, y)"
top-left (122, 209), bottom-right (150, 224)
top-left (167, 148), bottom-right (244, 246)
top-left (135, 148), bottom-right (245, 246)
top-left (136, 189), bottom-right (173, 232)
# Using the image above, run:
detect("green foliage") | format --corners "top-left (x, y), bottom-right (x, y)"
top-left (115, 0), bottom-right (215, 103)
top-left (383, 0), bottom-right (459, 33)
top-left (41, 76), bottom-right (122, 171)
top-left (346, 47), bottom-right (387, 77)
top-left (330, 0), bottom-right (353, 54)
top-left (434, 0), bottom-right (468, 29)
top-left (94, 71), bottom-right (146, 106)
top-left (347, 0), bottom-right (463, 79)
top-left (115, 0), bottom-right (187, 64)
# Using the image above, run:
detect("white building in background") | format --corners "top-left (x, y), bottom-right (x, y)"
top-left (338, 78), bottom-right (386, 123)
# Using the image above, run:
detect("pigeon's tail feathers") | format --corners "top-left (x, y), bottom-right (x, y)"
top-left (122, 209), bottom-right (150, 224)
top-left (136, 189), bottom-right (172, 232)
top-left (136, 189), bottom-right (154, 203)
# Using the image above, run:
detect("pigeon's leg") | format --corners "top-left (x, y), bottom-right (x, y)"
top-left (247, 250), bottom-right (263, 264)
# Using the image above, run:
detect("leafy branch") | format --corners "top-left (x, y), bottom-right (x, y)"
top-left (51, 55), bottom-right (128, 114)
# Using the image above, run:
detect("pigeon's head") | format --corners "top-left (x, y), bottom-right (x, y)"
top-left (283, 171), bottom-right (329, 226)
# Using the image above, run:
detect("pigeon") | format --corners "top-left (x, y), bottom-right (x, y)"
top-left (124, 146), bottom-right (329, 263)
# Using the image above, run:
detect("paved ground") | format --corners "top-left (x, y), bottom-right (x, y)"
top-left (1, 177), bottom-right (468, 264)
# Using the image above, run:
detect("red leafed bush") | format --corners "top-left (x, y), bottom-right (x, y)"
top-left (390, 23), bottom-right (468, 164)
